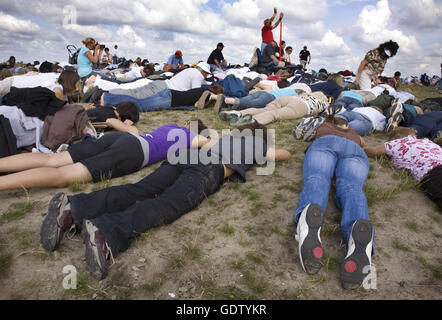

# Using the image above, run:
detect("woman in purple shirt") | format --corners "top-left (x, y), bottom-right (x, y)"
top-left (0, 120), bottom-right (209, 191)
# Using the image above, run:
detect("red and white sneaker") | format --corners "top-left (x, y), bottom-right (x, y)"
top-left (295, 203), bottom-right (324, 274)
top-left (341, 219), bottom-right (374, 290)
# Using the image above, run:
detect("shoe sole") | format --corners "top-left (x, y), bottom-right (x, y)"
top-left (82, 220), bottom-right (108, 280)
top-left (389, 100), bottom-right (403, 117)
top-left (294, 117), bottom-right (317, 140)
top-left (213, 95), bottom-right (224, 113)
top-left (341, 219), bottom-right (373, 290)
top-left (219, 111), bottom-right (237, 122)
top-left (230, 114), bottom-right (253, 126)
top-left (195, 91), bottom-right (210, 109)
top-left (298, 203), bottom-right (324, 275)
top-left (40, 192), bottom-right (69, 252)
top-left (385, 113), bottom-right (404, 133)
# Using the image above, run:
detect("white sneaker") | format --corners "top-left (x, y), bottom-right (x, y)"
top-left (340, 219), bottom-right (374, 290)
top-left (295, 203), bottom-right (324, 274)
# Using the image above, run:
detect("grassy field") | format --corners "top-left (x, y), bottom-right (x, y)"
top-left (0, 83), bottom-right (440, 300)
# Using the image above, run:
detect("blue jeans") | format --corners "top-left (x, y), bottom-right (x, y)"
top-left (209, 62), bottom-right (227, 72)
top-left (294, 136), bottom-right (372, 245)
top-left (336, 111), bottom-right (373, 136)
top-left (233, 91), bottom-right (275, 110)
top-left (103, 89), bottom-right (172, 112)
top-left (410, 111), bottom-right (442, 140)
top-left (334, 96), bottom-right (363, 111)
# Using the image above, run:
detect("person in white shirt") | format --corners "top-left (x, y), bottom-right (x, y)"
top-left (336, 106), bottom-right (386, 136)
top-left (283, 46), bottom-right (293, 64)
top-left (112, 45), bottom-right (118, 64)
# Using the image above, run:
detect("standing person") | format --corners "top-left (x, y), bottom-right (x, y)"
top-left (354, 40), bottom-right (399, 90)
top-left (261, 8), bottom-right (284, 52)
top-left (112, 45), bottom-right (119, 64)
top-left (207, 43), bottom-right (228, 72)
top-left (78, 38), bottom-right (103, 83)
top-left (293, 115), bottom-right (374, 290)
top-left (299, 46), bottom-right (311, 70)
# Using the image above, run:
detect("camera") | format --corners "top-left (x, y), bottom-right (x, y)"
top-left (99, 44), bottom-right (105, 49)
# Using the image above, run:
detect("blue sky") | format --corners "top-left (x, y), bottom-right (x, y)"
top-left (0, 0), bottom-right (440, 77)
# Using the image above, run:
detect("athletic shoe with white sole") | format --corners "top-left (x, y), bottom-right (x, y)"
top-left (389, 99), bottom-right (403, 117)
top-left (219, 110), bottom-right (242, 122)
top-left (82, 220), bottom-right (113, 280)
top-left (385, 112), bottom-right (404, 134)
top-left (340, 219), bottom-right (373, 290)
top-left (295, 203), bottom-right (324, 275)
top-left (40, 192), bottom-right (74, 252)
top-left (230, 114), bottom-right (254, 126)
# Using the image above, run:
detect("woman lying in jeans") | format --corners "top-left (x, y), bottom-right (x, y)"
top-left (99, 85), bottom-right (224, 112)
top-left (39, 122), bottom-right (291, 280)
top-left (0, 120), bottom-right (209, 191)
top-left (293, 115), bottom-right (375, 290)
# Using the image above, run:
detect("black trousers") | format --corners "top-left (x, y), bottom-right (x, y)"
top-left (69, 161), bottom-right (225, 255)
top-left (420, 165), bottom-right (442, 212)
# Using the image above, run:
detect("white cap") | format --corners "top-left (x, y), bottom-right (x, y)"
top-left (196, 62), bottom-right (211, 73)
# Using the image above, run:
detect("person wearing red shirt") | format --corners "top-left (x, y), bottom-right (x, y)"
top-left (261, 8), bottom-right (284, 52)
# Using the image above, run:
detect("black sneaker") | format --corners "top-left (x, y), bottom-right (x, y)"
top-left (230, 114), bottom-right (254, 126)
top-left (295, 203), bottom-right (324, 275)
top-left (219, 110), bottom-right (242, 122)
top-left (340, 219), bottom-right (373, 290)
top-left (82, 220), bottom-right (112, 280)
top-left (40, 192), bottom-right (74, 252)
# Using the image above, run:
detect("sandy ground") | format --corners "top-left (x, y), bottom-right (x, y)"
top-left (0, 94), bottom-right (441, 301)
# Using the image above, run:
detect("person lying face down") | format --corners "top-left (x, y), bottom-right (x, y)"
top-left (39, 121), bottom-right (291, 280)
top-left (0, 120), bottom-right (210, 191)
top-left (293, 115), bottom-right (373, 290)
top-left (364, 126), bottom-right (442, 211)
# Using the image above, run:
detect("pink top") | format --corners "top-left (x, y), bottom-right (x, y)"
top-left (384, 135), bottom-right (442, 181)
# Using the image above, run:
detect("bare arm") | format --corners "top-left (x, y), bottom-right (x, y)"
top-left (191, 135), bottom-right (211, 149)
top-left (85, 45), bottom-right (103, 64)
top-left (354, 59), bottom-right (368, 86)
top-left (266, 147), bottom-right (291, 161)
top-left (272, 13), bottom-right (283, 30)
top-left (105, 118), bottom-right (138, 134)
top-left (53, 87), bottom-right (66, 101)
top-left (364, 144), bottom-right (387, 157)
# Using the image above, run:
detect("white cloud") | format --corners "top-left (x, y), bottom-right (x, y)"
top-left (115, 25), bottom-right (146, 49)
top-left (391, 0), bottom-right (442, 32)
top-left (0, 11), bottom-right (40, 34)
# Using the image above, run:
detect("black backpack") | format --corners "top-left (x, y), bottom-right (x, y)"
top-left (0, 115), bottom-right (18, 158)
top-left (67, 45), bottom-right (81, 65)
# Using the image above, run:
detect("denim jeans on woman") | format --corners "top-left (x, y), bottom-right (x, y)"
top-left (334, 96), bottom-right (363, 111)
top-left (103, 89), bottom-right (173, 112)
top-left (293, 135), bottom-right (371, 245)
top-left (233, 91), bottom-right (275, 110)
top-left (336, 111), bottom-right (373, 136)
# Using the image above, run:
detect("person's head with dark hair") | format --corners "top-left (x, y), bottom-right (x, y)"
top-left (114, 45), bottom-right (118, 49)
top-left (104, 48), bottom-right (110, 53)
top-left (388, 127), bottom-right (417, 141)
top-left (277, 79), bottom-right (291, 88)
top-left (325, 115), bottom-right (348, 128)
top-left (378, 40), bottom-right (399, 59)
top-left (141, 64), bottom-right (155, 77)
top-left (115, 101), bottom-right (140, 123)
top-left (184, 119), bottom-right (208, 135)
top-left (285, 46), bottom-right (293, 54)
top-left (57, 69), bottom-right (80, 97)
top-left (394, 71), bottom-right (401, 78)
top-left (208, 84), bottom-right (224, 95)
top-left (8, 56), bottom-right (16, 67)
top-left (236, 121), bottom-right (268, 143)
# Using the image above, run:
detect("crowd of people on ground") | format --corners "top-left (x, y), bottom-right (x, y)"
top-left (0, 7), bottom-right (441, 290)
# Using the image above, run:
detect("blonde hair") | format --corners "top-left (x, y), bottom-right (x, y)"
top-left (82, 38), bottom-right (96, 46)
top-left (327, 73), bottom-right (343, 87)
top-left (388, 127), bottom-right (417, 141)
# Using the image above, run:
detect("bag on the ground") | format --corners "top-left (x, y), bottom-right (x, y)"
top-left (222, 75), bottom-right (248, 98)
top-left (293, 115), bottom-right (325, 142)
top-left (0, 115), bottom-right (18, 158)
